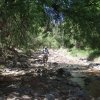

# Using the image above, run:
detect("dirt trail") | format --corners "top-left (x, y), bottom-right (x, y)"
top-left (48, 48), bottom-right (87, 64)
top-left (48, 48), bottom-right (100, 74)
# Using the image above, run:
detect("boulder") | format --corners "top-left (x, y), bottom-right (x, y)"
top-left (56, 68), bottom-right (71, 77)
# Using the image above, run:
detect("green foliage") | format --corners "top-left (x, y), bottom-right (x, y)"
top-left (68, 47), bottom-right (92, 57)
top-left (87, 50), bottom-right (100, 61)
top-left (44, 35), bottom-right (60, 48)
top-left (0, 0), bottom-right (31, 48)
top-left (33, 31), bottom-right (60, 48)
top-left (0, 0), bottom-right (100, 50)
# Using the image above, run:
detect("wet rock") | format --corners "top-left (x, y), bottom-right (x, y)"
top-left (0, 57), bottom-right (5, 64)
top-left (88, 63), bottom-right (100, 70)
top-left (21, 62), bottom-right (30, 68)
top-left (7, 84), bottom-right (17, 89)
top-left (16, 62), bottom-right (21, 68)
top-left (6, 61), bottom-right (13, 68)
top-left (6, 93), bottom-right (18, 100)
top-left (66, 97), bottom-right (78, 100)
top-left (19, 87), bottom-right (33, 95)
top-left (28, 58), bottom-right (34, 62)
top-left (56, 68), bottom-right (71, 77)
top-left (0, 96), bottom-right (4, 100)
top-left (44, 94), bottom-right (55, 100)
top-left (11, 92), bottom-right (20, 97)
top-left (18, 57), bottom-right (27, 62)
top-left (52, 62), bottom-right (59, 67)
top-left (84, 77), bottom-right (92, 85)
top-left (97, 97), bottom-right (100, 100)
top-left (56, 68), bottom-right (64, 77)
top-left (21, 95), bottom-right (32, 100)
top-left (75, 87), bottom-right (85, 97)
top-left (42, 69), bottom-right (49, 77)
top-left (0, 90), bottom-right (3, 95)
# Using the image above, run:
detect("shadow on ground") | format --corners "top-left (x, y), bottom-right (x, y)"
top-left (0, 61), bottom-right (92, 100)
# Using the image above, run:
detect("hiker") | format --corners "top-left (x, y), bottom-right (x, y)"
top-left (42, 47), bottom-right (49, 63)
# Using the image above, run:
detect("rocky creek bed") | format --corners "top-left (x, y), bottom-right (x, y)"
top-left (0, 48), bottom-right (100, 100)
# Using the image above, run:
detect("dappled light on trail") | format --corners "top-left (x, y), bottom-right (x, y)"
top-left (0, 48), bottom-right (100, 99)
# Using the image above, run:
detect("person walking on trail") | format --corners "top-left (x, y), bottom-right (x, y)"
top-left (43, 47), bottom-right (49, 63)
